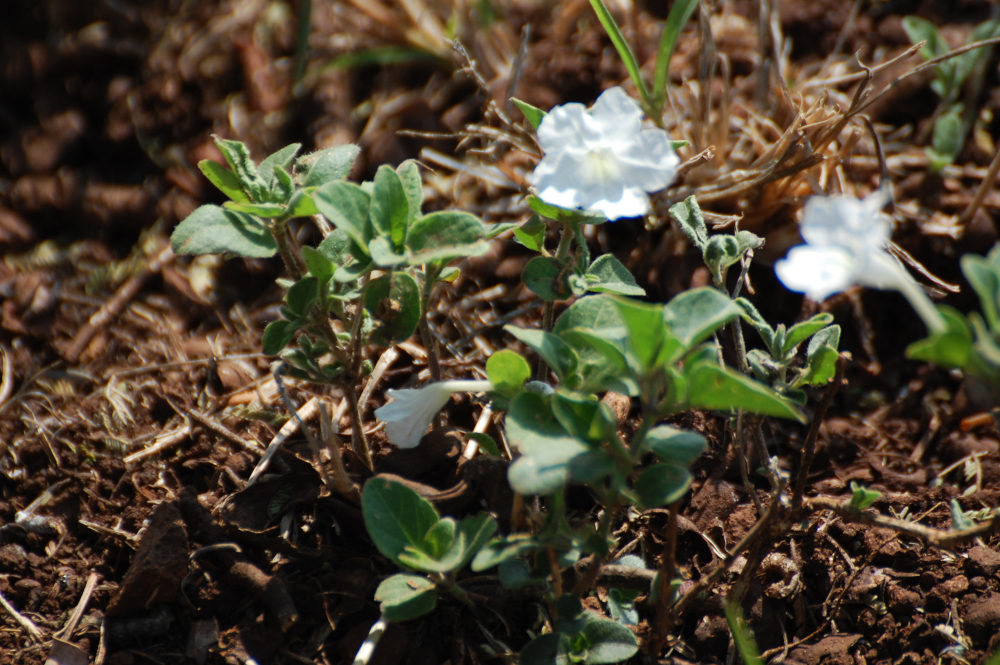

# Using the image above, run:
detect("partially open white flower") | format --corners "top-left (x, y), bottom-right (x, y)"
top-left (374, 379), bottom-right (492, 449)
top-left (775, 191), bottom-right (902, 301)
top-left (529, 87), bottom-right (679, 221)
top-left (775, 190), bottom-right (945, 332)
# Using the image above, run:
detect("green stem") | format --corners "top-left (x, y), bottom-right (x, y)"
top-left (896, 278), bottom-right (947, 334)
top-left (536, 221), bottom-right (578, 378)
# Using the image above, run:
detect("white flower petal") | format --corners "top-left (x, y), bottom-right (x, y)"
top-left (529, 87), bottom-right (678, 221)
top-left (775, 245), bottom-right (855, 301)
top-left (374, 385), bottom-right (453, 449)
top-left (537, 102), bottom-right (590, 154)
top-left (589, 86), bottom-right (643, 139)
top-left (374, 380), bottom-right (492, 449)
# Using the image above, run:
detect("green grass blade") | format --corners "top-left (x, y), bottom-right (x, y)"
top-left (724, 601), bottom-right (764, 665)
top-left (588, 0), bottom-right (654, 117)
top-left (652, 0), bottom-right (699, 115)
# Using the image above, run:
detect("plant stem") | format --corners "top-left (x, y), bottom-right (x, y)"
top-left (647, 500), bottom-right (680, 657)
top-left (346, 275), bottom-right (374, 469)
top-left (536, 220), bottom-right (577, 378)
top-left (419, 263), bottom-right (443, 381)
top-left (270, 218), bottom-right (306, 280)
top-left (896, 277), bottom-right (947, 334)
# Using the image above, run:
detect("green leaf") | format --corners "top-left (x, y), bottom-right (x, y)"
top-left (588, 0), bottom-right (653, 117)
top-left (368, 236), bottom-right (408, 267)
top-left (223, 201), bottom-right (287, 218)
top-left (302, 246), bottom-right (335, 282)
top-left (467, 432), bottom-right (502, 457)
top-left (458, 513), bottom-right (499, 568)
top-left (559, 329), bottom-right (637, 395)
top-left (527, 195), bottom-right (604, 224)
top-left (396, 160), bottom-right (424, 221)
top-left (363, 272), bottom-right (421, 344)
top-left (652, 0), bottom-right (699, 113)
top-left (554, 295), bottom-right (626, 339)
top-left (371, 165), bottom-right (410, 248)
top-left (954, 20), bottom-right (1000, 91)
top-left (171, 204), bottom-right (277, 257)
top-left (685, 362), bottom-right (805, 421)
top-left (581, 614), bottom-right (640, 664)
top-left (613, 298), bottom-right (669, 372)
top-left (519, 634), bottom-right (562, 665)
top-left (928, 106), bottom-right (964, 170)
top-left (663, 287), bottom-right (742, 347)
top-left (317, 228), bottom-right (356, 267)
top-left (487, 349), bottom-right (531, 397)
top-left (406, 211), bottom-right (489, 264)
top-left (362, 477), bottom-right (440, 565)
top-left (506, 392), bottom-right (589, 495)
top-left (471, 534), bottom-right (537, 572)
top-left (634, 463), bottom-right (692, 508)
top-left (505, 325), bottom-right (578, 382)
top-left (724, 602), bottom-right (764, 665)
top-left (299, 144), bottom-right (360, 187)
top-left (512, 97), bottom-right (547, 129)
top-left (643, 425), bottom-right (706, 466)
top-left (262, 319), bottom-right (298, 355)
top-left (906, 306), bottom-right (975, 370)
top-left (902, 15), bottom-right (951, 61)
top-left (271, 165), bottom-right (295, 203)
top-left (669, 195), bottom-right (708, 251)
top-left (782, 313), bottom-right (835, 356)
top-left (375, 574), bottom-right (437, 622)
top-left (551, 390), bottom-right (617, 445)
top-left (703, 234), bottom-right (741, 281)
top-left (287, 190), bottom-right (319, 218)
top-left (797, 325), bottom-right (841, 386)
top-left (607, 587), bottom-right (641, 626)
top-left (314, 181), bottom-right (373, 253)
top-left (213, 136), bottom-right (268, 200)
top-left (514, 215), bottom-right (547, 252)
top-left (258, 142), bottom-right (301, 186)
top-left (586, 254), bottom-right (645, 296)
top-left (524, 256), bottom-right (571, 301)
top-left (962, 250), bottom-right (1000, 332)
top-left (846, 481), bottom-right (881, 512)
top-left (285, 276), bottom-right (319, 317)
top-left (734, 297), bottom-right (776, 351)
top-left (401, 517), bottom-right (460, 570)
top-left (198, 159), bottom-right (249, 202)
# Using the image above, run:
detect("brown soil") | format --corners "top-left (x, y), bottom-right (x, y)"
top-left (2, 1), bottom-right (1000, 664)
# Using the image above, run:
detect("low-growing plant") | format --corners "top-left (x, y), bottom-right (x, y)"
top-left (903, 15), bottom-right (1000, 170)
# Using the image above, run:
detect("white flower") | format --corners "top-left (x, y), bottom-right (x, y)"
top-left (374, 379), bottom-right (492, 449)
top-left (529, 87), bottom-right (679, 220)
top-left (775, 190), bottom-right (905, 301)
top-left (775, 190), bottom-right (945, 332)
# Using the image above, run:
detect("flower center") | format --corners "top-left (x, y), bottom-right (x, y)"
top-left (581, 147), bottom-right (621, 183)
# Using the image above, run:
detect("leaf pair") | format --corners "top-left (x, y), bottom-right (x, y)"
top-left (362, 478), bottom-right (497, 621)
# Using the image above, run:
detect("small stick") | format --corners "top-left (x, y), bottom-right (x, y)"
top-left (959, 142), bottom-right (1000, 228)
top-left (0, 345), bottom-right (13, 409)
top-left (246, 396), bottom-right (319, 487)
top-left (351, 615), bottom-right (388, 665)
top-left (55, 572), bottom-right (99, 640)
top-left (805, 496), bottom-right (1000, 548)
top-left (358, 347), bottom-right (399, 414)
top-left (175, 402), bottom-right (263, 454)
top-left (463, 404), bottom-right (493, 460)
top-left (0, 588), bottom-right (43, 642)
top-left (123, 425), bottom-right (191, 465)
top-left (64, 243), bottom-right (174, 363)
